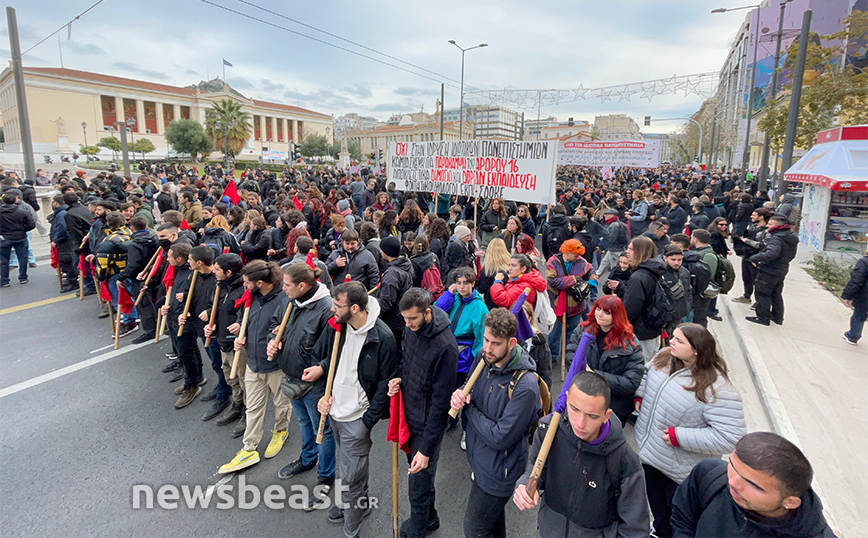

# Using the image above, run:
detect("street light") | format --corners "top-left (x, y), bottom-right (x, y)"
top-left (448, 40), bottom-right (488, 140)
top-left (758, 0), bottom-right (792, 190)
top-left (81, 121), bottom-right (88, 162)
top-left (126, 117), bottom-right (136, 156)
top-left (712, 4), bottom-right (761, 172)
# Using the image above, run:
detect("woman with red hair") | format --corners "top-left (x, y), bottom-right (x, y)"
top-left (564, 295), bottom-right (644, 425)
top-left (545, 238), bottom-right (597, 367)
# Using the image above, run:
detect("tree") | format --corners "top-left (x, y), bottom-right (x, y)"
top-left (758, 10), bottom-right (868, 152)
top-left (97, 136), bottom-right (121, 161)
top-left (590, 125), bottom-right (601, 141)
top-left (331, 139), bottom-right (362, 161)
top-left (78, 144), bottom-right (99, 157)
top-left (133, 138), bottom-right (156, 160)
top-left (299, 133), bottom-right (329, 157)
top-left (204, 99), bottom-right (252, 168)
top-left (164, 119), bottom-right (213, 162)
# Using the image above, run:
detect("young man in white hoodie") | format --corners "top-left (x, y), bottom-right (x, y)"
top-left (304, 281), bottom-right (399, 538)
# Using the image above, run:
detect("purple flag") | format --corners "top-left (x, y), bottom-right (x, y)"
top-left (554, 331), bottom-right (595, 413)
top-left (510, 290), bottom-right (535, 342)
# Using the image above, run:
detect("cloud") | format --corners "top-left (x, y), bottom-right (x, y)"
top-left (341, 83), bottom-right (374, 99)
top-left (226, 77), bottom-right (254, 90)
top-left (112, 62), bottom-right (169, 81)
top-left (66, 42), bottom-right (106, 55)
top-left (260, 78), bottom-right (287, 93)
top-left (393, 87), bottom-right (439, 97)
top-left (185, 69), bottom-right (199, 76)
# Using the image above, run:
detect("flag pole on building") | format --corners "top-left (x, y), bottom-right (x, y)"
top-left (222, 58), bottom-right (232, 81)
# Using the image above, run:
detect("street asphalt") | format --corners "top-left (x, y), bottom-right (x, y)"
top-left (0, 263), bottom-right (541, 538)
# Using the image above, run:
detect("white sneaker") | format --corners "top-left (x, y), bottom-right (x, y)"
top-left (460, 431), bottom-right (466, 451)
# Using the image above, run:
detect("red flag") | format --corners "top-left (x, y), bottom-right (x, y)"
top-left (99, 281), bottom-right (113, 303)
top-left (327, 316), bottom-right (343, 332)
top-left (387, 389), bottom-right (411, 454)
top-left (77, 254), bottom-right (88, 274)
top-left (224, 180), bottom-right (241, 205)
top-left (162, 264), bottom-right (176, 289)
top-left (292, 195), bottom-right (303, 211)
top-left (305, 251), bottom-right (316, 270)
top-left (117, 282), bottom-right (135, 315)
top-left (50, 245), bottom-right (59, 269)
top-left (234, 289), bottom-right (253, 309)
top-left (553, 290), bottom-right (567, 317)
top-left (180, 219), bottom-right (191, 230)
top-left (149, 249), bottom-right (165, 280)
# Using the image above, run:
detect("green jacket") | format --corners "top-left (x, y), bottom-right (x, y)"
top-left (693, 244), bottom-right (718, 277)
top-left (134, 203), bottom-right (155, 228)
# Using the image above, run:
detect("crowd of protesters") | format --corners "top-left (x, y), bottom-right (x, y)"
top-left (0, 160), bottom-right (842, 538)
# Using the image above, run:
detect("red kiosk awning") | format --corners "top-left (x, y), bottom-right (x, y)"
top-left (784, 125), bottom-right (868, 191)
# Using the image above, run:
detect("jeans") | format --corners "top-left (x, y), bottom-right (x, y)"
top-left (201, 336), bottom-right (231, 401)
top-left (8, 230), bottom-right (35, 266)
top-left (548, 313), bottom-right (581, 367)
top-left (463, 479), bottom-right (510, 538)
top-left (846, 306), bottom-right (866, 342)
top-left (405, 441), bottom-right (441, 538)
top-left (708, 297), bottom-right (719, 317)
top-left (644, 464), bottom-right (679, 537)
top-left (107, 273), bottom-right (138, 323)
top-left (290, 388), bottom-right (336, 479)
top-left (0, 238), bottom-right (29, 284)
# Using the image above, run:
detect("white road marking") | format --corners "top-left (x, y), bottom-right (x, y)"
top-left (90, 344), bottom-right (114, 354)
top-left (205, 475), bottom-right (233, 498)
top-left (0, 341), bottom-right (153, 399)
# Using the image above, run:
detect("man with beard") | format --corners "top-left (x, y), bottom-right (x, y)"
top-left (326, 229), bottom-right (380, 291)
top-left (731, 208), bottom-right (771, 305)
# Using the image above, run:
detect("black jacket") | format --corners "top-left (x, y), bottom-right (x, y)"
top-left (672, 459), bottom-right (836, 538)
top-left (410, 251), bottom-right (438, 288)
top-left (189, 270), bottom-right (219, 339)
top-left (842, 256), bottom-right (868, 311)
top-left (750, 225), bottom-right (798, 278)
top-left (479, 209), bottom-right (507, 233)
top-left (240, 228), bottom-right (272, 262)
top-left (599, 219), bottom-right (629, 252)
top-left (240, 284), bottom-right (285, 374)
top-left (542, 214), bottom-right (571, 260)
top-left (660, 204), bottom-right (687, 233)
top-left (313, 313), bottom-right (399, 430)
top-left (167, 265), bottom-right (197, 336)
top-left (377, 256), bottom-right (414, 331)
top-left (566, 327), bottom-right (644, 424)
top-left (201, 227), bottom-right (241, 255)
top-left (623, 258), bottom-right (667, 340)
top-left (119, 229), bottom-right (158, 280)
top-left (443, 237), bottom-right (473, 284)
top-left (156, 192), bottom-right (176, 214)
top-left (0, 202), bottom-right (35, 241)
top-left (270, 283), bottom-right (334, 385)
top-left (64, 201), bottom-right (93, 255)
top-left (399, 307), bottom-right (458, 457)
top-left (215, 274), bottom-right (247, 353)
top-left (326, 245), bottom-right (381, 291)
top-left (2, 183), bottom-right (39, 212)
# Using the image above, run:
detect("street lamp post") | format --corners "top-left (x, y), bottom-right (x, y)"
top-left (448, 40), bottom-right (488, 140)
top-left (81, 121), bottom-right (88, 162)
top-left (758, 0), bottom-right (791, 191)
top-left (126, 117), bottom-right (137, 161)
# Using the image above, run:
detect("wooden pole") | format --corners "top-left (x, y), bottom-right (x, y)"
top-left (177, 269), bottom-right (199, 337)
top-left (55, 264), bottom-right (63, 289)
top-left (134, 249), bottom-right (162, 306)
top-left (392, 441), bottom-right (399, 538)
top-left (560, 312), bottom-right (567, 382)
top-left (368, 284), bottom-right (380, 295)
top-left (229, 306), bottom-right (251, 379)
top-left (204, 283), bottom-right (220, 347)
top-left (106, 299), bottom-right (116, 334)
top-left (156, 284), bottom-right (172, 344)
top-left (525, 411), bottom-right (561, 498)
top-left (113, 293), bottom-right (123, 350)
top-left (316, 327), bottom-right (342, 443)
top-left (78, 269), bottom-right (85, 299)
top-left (267, 301), bottom-right (293, 361)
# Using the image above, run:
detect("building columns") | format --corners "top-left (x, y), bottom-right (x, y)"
top-left (155, 103), bottom-right (164, 134)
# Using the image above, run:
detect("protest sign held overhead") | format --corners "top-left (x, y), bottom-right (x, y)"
top-left (387, 140), bottom-right (557, 205)
top-left (557, 139), bottom-right (660, 168)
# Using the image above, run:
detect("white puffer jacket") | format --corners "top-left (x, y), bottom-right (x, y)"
top-left (635, 359), bottom-right (746, 484)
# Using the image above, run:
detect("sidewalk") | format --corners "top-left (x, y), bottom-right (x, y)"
top-left (722, 243), bottom-right (866, 537)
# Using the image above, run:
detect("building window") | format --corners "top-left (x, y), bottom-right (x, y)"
top-left (265, 116), bottom-right (273, 141)
top-left (163, 104), bottom-right (174, 129)
top-left (180, 106), bottom-right (190, 120)
top-left (123, 98), bottom-right (138, 132)
top-left (101, 96), bottom-right (117, 129)
top-left (253, 115), bottom-right (261, 140)
top-left (143, 101), bottom-right (157, 133)
top-left (277, 119), bottom-right (283, 142)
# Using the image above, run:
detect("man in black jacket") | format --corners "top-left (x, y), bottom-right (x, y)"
top-left (542, 204), bottom-right (570, 260)
top-left (326, 229), bottom-right (381, 291)
top-left (0, 190), bottom-right (35, 286)
top-left (48, 194), bottom-right (76, 292)
top-left (731, 207), bottom-right (771, 305)
top-left (747, 215), bottom-right (798, 326)
top-left (671, 432), bottom-right (835, 537)
top-left (377, 236), bottom-right (414, 356)
top-left (304, 282), bottom-right (398, 538)
top-left (387, 288), bottom-right (458, 538)
top-left (121, 217), bottom-right (159, 343)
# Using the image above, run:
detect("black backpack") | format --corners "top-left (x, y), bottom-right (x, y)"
top-left (641, 268), bottom-right (678, 332)
top-left (683, 256), bottom-right (712, 299)
top-left (545, 224), bottom-right (568, 259)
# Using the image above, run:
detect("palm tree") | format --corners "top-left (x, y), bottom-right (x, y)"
top-left (204, 99), bottom-right (252, 168)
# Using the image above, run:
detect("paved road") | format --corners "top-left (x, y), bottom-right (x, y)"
top-left (0, 264), bottom-right (540, 537)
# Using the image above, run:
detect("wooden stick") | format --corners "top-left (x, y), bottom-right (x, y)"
top-left (156, 284), bottom-right (172, 344)
top-left (229, 306), bottom-right (251, 379)
top-left (368, 284), bottom-right (380, 295)
top-left (204, 283), bottom-right (220, 347)
top-left (55, 264), bottom-right (63, 289)
top-left (177, 269), bottom-right (199, 337)
top-left (267, 301), bottom-right (293, 361)
top-left (113, 292), bottom-right (123, 350)
top-left (78, 270), bottom-right (85, 300)
top-left (448, 356), bottom-right (486, 419)
top-left (316, 328), bottom-right (342, 443)
top-left (560, 312), bottom-right (567, 382)
top-left (134, 249), bottom-right (162, 306)
top-left (392, 441), bottom-right (399, 538)
top-left (525, 411), bottom-right (561, 498)
top-left (106, 299), bottom-right (116, 335)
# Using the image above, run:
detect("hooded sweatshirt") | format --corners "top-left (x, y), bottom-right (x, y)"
top-left (331, 296), bottom-right (382, 422)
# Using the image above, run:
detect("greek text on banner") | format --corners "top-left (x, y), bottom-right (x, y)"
top-left (387, 140), bottom-right (557, 205)
top-left (557, 139), bottom-right (660, 168)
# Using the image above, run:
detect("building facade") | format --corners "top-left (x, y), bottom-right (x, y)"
top-left (594, 114), bottom-right (641, 141)
top-left (0, 67), bottom-right (332, 160)
top-left (343, 119), bottom-right (473, 156)
top-left (442, 105), bottom-right (523, 140)
top-left (641, 133), bottom-right (672, 163)
top-left (333, 113), bottom-right (382, 140)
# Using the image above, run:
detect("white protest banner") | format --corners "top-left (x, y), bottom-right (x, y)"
top-left (261, 151), bottom-right (287, 160)
top-left (557, 140), bottom-right (660, 168)
top-left (387, 140), bottom-right (557, 205)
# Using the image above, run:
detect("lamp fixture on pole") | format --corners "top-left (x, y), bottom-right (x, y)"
top-left (448, 40), bottom-right (488, 141)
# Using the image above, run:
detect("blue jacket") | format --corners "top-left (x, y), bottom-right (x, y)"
top-left (49, 204), bottom-right (70, 244)
top-left (435, 289), bottom-right (489, 373)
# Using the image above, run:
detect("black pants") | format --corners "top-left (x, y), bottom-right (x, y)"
top-left (643, 464), bottom-right (679, 538)
top-left (392, 327), bottom-right (404, 362)
top-left (693, 297), bottom-right (710, 328)
top-left (741, 257), bottom-right (757, 299)
top-left (173, 330), bottom-right (203, 389)
top-left (131, 281), bottom-right (157, 335)
top-left (463, 480), bottom-right (510, 538)
top-left (405, 442), bottom-right (441, 538)
top-left (754, 272), bottom-right (785, 324)
top-left (57, 243), bottom-right (77, 285)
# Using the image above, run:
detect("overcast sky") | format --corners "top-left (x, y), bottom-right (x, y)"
top-left (2, 0), bottom-right (749, 134)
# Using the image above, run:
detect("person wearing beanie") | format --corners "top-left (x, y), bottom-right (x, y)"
top-left (338, 199), bottom-right (355, 230)
top-left (377, 236), bottom-right (414, 354)
top-left (443, 225), bottom-right (474, 285)
top-left (546, 239), bottom-right (597, 367)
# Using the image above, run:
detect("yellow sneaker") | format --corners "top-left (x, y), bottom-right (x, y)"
top-left (264, 429), bottom-right (288, 459)
top-left (218, 449), bottom-right (260, 474)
